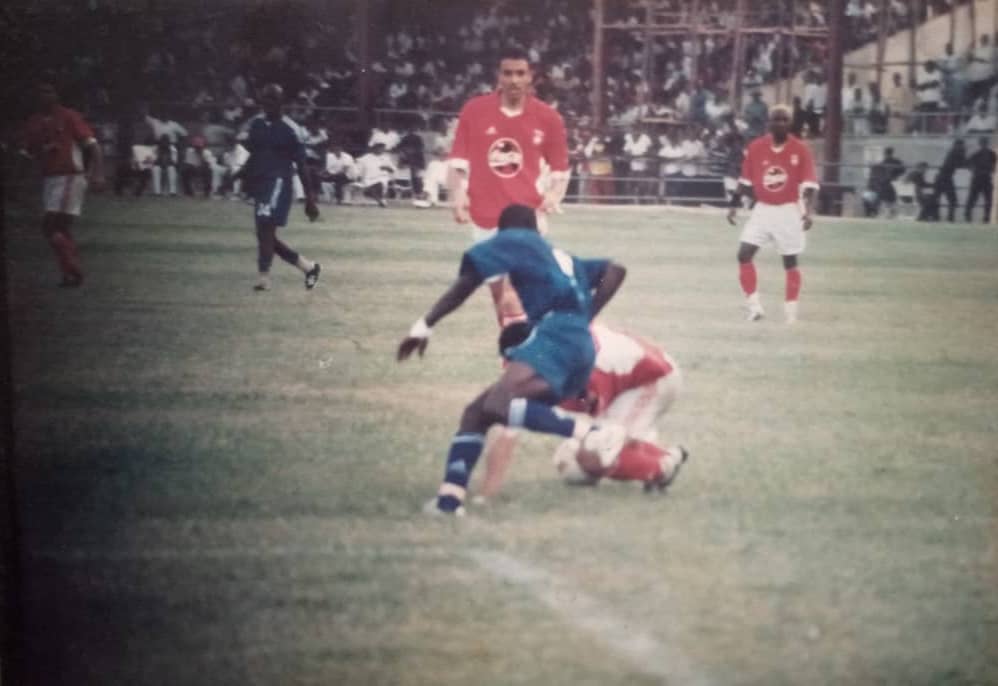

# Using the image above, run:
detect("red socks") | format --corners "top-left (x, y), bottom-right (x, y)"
top-left (49, 231), bottom-right (83, 280)
top-left (785, 267), bottom-right (801, 302)
top-left (606, 440), bottom-right (665, 482)
top-left (738, 262), bottom-right (757, 296)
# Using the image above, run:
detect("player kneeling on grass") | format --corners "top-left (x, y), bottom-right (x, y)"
top-left (397, 204), bottom-right (628, 516)
top-left (481, 322), bottom-right (688, 495)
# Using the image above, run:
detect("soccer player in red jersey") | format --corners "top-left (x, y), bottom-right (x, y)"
top-left (447, 48), bottom-right (572, 478)
top-left (478, 321), bottom-right (688, 498)
top-left (727, 105), bottom-right (819, 324)
top-left (447, 47), bottom-right (571, 327)
top-left (19, 83), bottom-right (104, 287)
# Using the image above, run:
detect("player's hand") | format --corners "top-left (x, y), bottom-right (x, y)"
top-left (726, 207), bottom-right (737, 225)
top-left (397, 336), bottom-right (429, 361)
top-left (802, 213), bottom-right (813, 231)
top-left (540, 193), bottom-right (563, 215)
top-left (305, 197), bottom-right (320, 222)
top-left (452, 195), bottom-right (471, 224)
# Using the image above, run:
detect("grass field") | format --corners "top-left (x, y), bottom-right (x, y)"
top-left (6, 196), bottom-right (998, 685)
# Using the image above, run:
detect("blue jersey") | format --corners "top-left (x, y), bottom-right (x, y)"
top-left (243, 114), bottom-right (306, 185)
top-left (460, 229), bottom-right (608, 324)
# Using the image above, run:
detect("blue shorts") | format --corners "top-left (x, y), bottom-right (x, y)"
top-left (254, 176), bottom-right (293, 228)
top-left (506, 312), bottom-right (595, 401)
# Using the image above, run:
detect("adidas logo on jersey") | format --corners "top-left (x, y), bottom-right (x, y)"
top-left (485, 125), bottom-right (497, 135)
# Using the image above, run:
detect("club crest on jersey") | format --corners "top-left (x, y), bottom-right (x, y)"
top-left (485, 125), bottom-right (497, 135)
top-left (488, 137), bottom-right (523, 178)
top-left (762, 165), bottom-right (789, 191)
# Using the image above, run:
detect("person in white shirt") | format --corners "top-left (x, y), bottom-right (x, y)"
top-left (963, 103), bottom-right (997, 134)
top-left (151, 135), bottom-right (179, 196)
top-left (221, 137), bottom-right (250, 198)
top-left (321, 142), bottom-right (356, 204)
top-left (803, 71), bottom-right (827, 136)
top-left (657, 130), bottom-right (685, 200)
top-left (623, 125), bottom-right (653, 200)
top-left (915, 60), bottom-right (943, 132)
top-left (181, 136), bottom-right (222, 197)
top-left (354, 142), bottom-right (395, 207)
top-left (145, 111), bottom-right (188, 144)
top-left (368, 126), bottom-right (400, 151)
top-left (966, 34), bottom-right (996, 107)
top-left (414, 147), bottom-right (449, 208)
top-left (679, 129), bottom-right (706, 200)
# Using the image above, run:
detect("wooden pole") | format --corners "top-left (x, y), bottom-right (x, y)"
top-left (908, 0), bottom-right (920, 91)
top-left (730, 0), bottom-right (747, 113)
top-left (592, 0), bottom-right (605, 128)
top-left (824, 0), bottom-right (845, 214)
top-left (356, 0), bottom-right (371, 131)
top-left (876, 0), bottom-right (889, 94)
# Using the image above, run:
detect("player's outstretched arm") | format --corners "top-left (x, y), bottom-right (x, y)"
top-left (398, 272), bottom-right (481, 361)
top-left (298, 165), bottom-right (320, 222)
top-left (590, 261), bottom-right (626, 320)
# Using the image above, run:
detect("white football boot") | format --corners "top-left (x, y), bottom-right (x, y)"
top-left (745, 292), bottom-right (765, 321)
top-left (644, 445), bottom-right (690, 493)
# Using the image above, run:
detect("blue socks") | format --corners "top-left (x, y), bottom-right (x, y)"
top-left (437, 432), bottom-right (484, 512)
top-left (507, 398), bottom-right (576, 438)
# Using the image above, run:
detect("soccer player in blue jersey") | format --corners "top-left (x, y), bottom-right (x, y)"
top-left (239, 83), bottom-right (322, 292)
top-left (397, 204), bottom-right (628, 515)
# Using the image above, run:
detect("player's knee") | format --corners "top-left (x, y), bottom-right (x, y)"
top-left (553, 439), bottom-right (601, 485)
top-left (782, 254), bottom-right (798, 270)
top-left (481, 388), bottom-right (513, 425)
top-left (737, 246), bottom-right (755, 263)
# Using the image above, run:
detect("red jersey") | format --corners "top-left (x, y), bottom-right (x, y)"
top-left (449, 92), bottom-right (569, 229)
top-left (22, 106), bottom-right (95, 177)
top-left (739, 134), bottom-right (819, 206)
top-left (561, 323), bottom-right (674, 417)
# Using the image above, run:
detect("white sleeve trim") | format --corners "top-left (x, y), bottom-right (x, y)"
top-left (549, 170), bottom-right (570, 181)
top-left (738, 177), bottom-right (753, 186)
top-left (800, 181), bottom-right (820, 190)
top-left (449, 158), bottom-right (469, 173)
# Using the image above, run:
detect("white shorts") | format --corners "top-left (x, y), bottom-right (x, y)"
top-left (43, 175), bottom-right (88, 216)
top-left (601, 363), bottom-right (683, 445)
top-left (740, 202), bottom-right (806, 256)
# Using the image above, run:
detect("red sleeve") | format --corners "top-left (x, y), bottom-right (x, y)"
top-left (543, 109), bottom-right (570, 172)
top-left (448, 105), bottom-right (471, 164)
top-left (68, 110), bottom-right (95, 143)
top-left (739, 143), bottom-right (753, 185)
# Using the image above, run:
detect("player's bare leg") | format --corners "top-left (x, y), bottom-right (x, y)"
top-left (43, 213), bottom-right (83, 287)
top-left (782, 254), bottom-right (801, 324)
top-left (254, 221), bottom-right (277, 290)
top-left (433, 362), bottom-right (624, 515)
top-left (475, 425), bottom-right (518, 501)
top-left (737, 241), bottom-right (763, 320)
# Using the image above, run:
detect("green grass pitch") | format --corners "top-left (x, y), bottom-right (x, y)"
top-left (6, 196), bottom-right (998, 685)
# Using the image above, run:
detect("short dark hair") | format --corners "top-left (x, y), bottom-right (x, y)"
top-left (497, 204), bottom-right (538, 231)
top-left (498, 47), bottom-right (531, 65)
top-left (498, 322), bottom-right (533, 357)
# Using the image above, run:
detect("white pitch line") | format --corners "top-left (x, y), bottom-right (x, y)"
top-left (469, 549), bottom-right (711, 686)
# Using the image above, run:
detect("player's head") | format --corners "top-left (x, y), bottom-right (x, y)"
top-left (497, 203), bottom-right (538, 232)
top-left (769, 105), bottom-right (792, 140)
top-left (497, 47), bottom-right (532, 106)
top-left (37, 82), bottom-right (59, 110)
top-left (498, 321), bottom-right (533, 358)
top-left (979, 136), bottom-right (991, 149)
top-left (260, 83), bottom-right (284, 119)
top-left (884, 146), bottom-right (894, 158)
